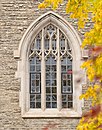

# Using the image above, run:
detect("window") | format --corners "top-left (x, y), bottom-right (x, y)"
top-left (14, 11), bottom-right (83, 118)
top-left (29, 24), bottom-right (73, 110)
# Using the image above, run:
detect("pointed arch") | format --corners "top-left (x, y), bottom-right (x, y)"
top-left (14, 11), bottom-right (83, 118)
top-left (14, 11), bottom-right (81, 59)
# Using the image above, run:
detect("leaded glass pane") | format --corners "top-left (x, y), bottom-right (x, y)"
top-left (59, 31), bottom-right (65, 50)
top-left (36, 38), bottom-right (41, 50)
top-left (46, 55), bottom-right (57, 108)
top-left (62, 94), bottom-right (73, 108)
top-left (44, 34), bottom-right (49, 50)
top-left (29, 23), bottom-right (73, 110)
top-left (30, 55), bottom-right (41, 108)
top-left (33, 31), bottom-right (41, 50)
top-left (30, 94), bottom-right (41, 108)
top-left (30, 73), bottom-right (41, 94)
top-left (52, 34), bottom-right (56, 50)
top-left (61, 55), bottom-right (73, 108)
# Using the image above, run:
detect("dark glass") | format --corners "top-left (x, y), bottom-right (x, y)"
top-left (44, 38), bottom-right (49, 50)
top-left (61, 66), bottom-right (66, 72)
top-left (46, 73), bottom-right (56, 79)
top-left (67, 65), bottom-right (72, 70)
top-left (31, 80), bottom-right (35, 86)
top-left (46, 80), bottom-right (50, 86)
top-left (36, 94), bottom-right (41, 101)
top-left (52, 65), bottom-right (56, 71)
top-left (63, 74), bottom-right (67, 79)
top-left (31, 74), bottom-right (35, 79)
top-left (30, 65), bottom-right (35, 72)
top-left (52, 39), bottom-right (56, 50)
top-left (36, 80), bottom-right (39, 86)
top-left (46, 66), bottom-right (50, 71)
top-left (51, 80), bottom-right (56, 86)
top-left (62, 95), bottom-right (66, 101)
top-left (36, 74), bottom-right (40, 79)
top-left (36, 102), bottom-right (41, 108)
top-left (67, 74), bottom-right (71, 79)
top-left (31, 85), bottom-right (36, 93)
top-left (68, 102), bottom-right (73, 108)
top-left (62, 102), bottom-right (67, 108)
top-left (46, 95), bottom-right (51, 101)
top-left (52, 95), bottom-right (57, 101)
top-left (46, 87), bottom-right (52, 93)
top-left (30, 94), bottom-right (35, 102)
top-left (46, 102), bottom-right (51, 108)
top-left (52, 102), bottom-right (57, 108)
top-left (46, 73), bottom-right (49, 79)
top-left (63, 80), bottom-right (66, 86)
top-left (68, 95), bottom-right (73, 101)
top-left (36, 86), bottom-right (40, 93)
top-left (30, 102), bottom-right (35, 108)
top-left (60, 39), bottom-right (65, 50)
top-left (67, 80), bottom-right (71, 86)
top-left (52, 87), bottom-right (57, 93)
top-left (36, 39), bottom-right (41, 50)
top-left (62, 86), bottom-right (67, 93)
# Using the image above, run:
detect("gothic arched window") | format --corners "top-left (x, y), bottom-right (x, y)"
top-left (14, 12), bottom-right (83, 118)
top-left (29, 24), bottom-right (73, 110)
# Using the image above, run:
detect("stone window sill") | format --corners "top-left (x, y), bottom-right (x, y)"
top-left (22, 109), bottom-right (82, 118)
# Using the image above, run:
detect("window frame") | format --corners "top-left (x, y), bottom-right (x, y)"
top-left (14, 11), bottom-right (85, 118)
top-left (61, 72), bottom-right (73, 94)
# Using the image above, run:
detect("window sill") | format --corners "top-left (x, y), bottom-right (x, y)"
top-left (22, 109), bottom-right (82, 118)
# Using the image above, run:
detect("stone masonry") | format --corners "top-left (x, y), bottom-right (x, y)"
top-left (0, 0), bottom-right (92, 129)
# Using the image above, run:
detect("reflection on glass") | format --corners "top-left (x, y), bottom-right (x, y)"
top-left (36, 39), bottom-right (41, 50)
top-left (44, 34), bottom-right (49, 50)
top-left (36, 102), bottom-right (41, 108)
top-left (30, 60), bottom-right (41, 108)
top-left (61, 55), bottom-right (73, 108)
top-left (62, 94), bottom-right (73, 108)
top-left (30, 94), bottom-right (41, 108)
top-left (52, 34), bottom-right (56, 50)
top-left (46, 55), bottom-right (57, 108)
top-left (59, 31), bottom-right (65, 50)
top-left (29, 24), bottom-right (73, 109)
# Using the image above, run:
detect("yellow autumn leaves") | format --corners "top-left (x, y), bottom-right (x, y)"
top-left (77, 112), bottom-right (102, 130)
top-left (80, 85), bottom-right (102, 105)
top-left (66, 0), bottom-right (90, 29)
top-left (81, 55), bottom-right (102, 82)
top-left (38, 0), bottom-right (102, 129)
top-left (38, 0), bottom-right (63, 10)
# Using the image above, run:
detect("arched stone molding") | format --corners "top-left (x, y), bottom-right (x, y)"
top-left (14, 11), bottom-right (84, 118)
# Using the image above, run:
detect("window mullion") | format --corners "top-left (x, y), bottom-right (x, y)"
top-left (65, 39), bottom-right (67, 51)
top-left (57, 28), bottom-right (62, 111)
top-left (41, 28), bottom-right (46, 111)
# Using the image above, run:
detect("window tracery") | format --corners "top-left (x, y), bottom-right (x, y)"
top-left (14, 11), bottom-right (82, 117)
top-left (29, 24), bottom-right (73, 109)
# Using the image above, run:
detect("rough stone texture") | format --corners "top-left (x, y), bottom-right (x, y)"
top-left (0, 0), bottom-right (92, 129)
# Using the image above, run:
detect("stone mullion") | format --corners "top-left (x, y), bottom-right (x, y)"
top-left (65, 39), bottom-right (67, 51)
top-left (57, 28), bottom-right (62, 111)
top-left (41, 28), bottom-right (46, 111)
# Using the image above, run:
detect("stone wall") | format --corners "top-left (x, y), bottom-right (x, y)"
top-left (0, 0), bottom-right (92, 129)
